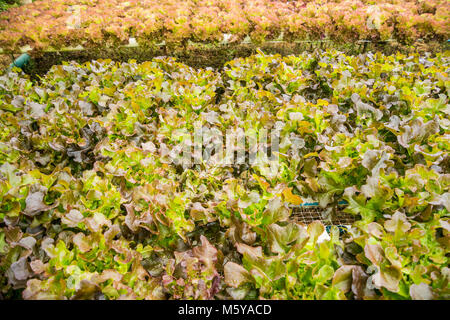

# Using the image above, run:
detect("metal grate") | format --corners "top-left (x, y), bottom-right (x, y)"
top-left (291, 204), bottom-right (357, 226)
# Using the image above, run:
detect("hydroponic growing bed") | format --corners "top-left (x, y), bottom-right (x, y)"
top-left (0, 0), bottom-right (449, 301)
top-left (1, 0), bottom-right (449, 53)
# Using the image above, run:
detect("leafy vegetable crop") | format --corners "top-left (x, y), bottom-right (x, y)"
top-left (0, 49), bottom-right (449, 300)
top-left (0, 0), bottom-right (448, 53)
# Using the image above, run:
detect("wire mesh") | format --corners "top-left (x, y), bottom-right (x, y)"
top-left (291, 205), bottom-right (357, 226)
